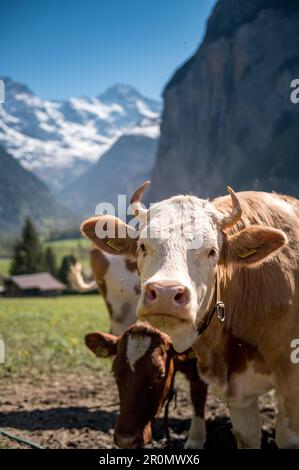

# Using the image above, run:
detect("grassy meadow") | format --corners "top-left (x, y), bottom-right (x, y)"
top-left (0, 294), bottom-right (110, 377)
top-left (0, 258), bottom-right (10, 277)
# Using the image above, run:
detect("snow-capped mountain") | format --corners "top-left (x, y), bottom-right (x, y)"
top-left (0, 77), bottom-right (161, 191)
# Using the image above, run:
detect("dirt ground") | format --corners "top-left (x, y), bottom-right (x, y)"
top-left (0, 371), bottom-right (278, 449)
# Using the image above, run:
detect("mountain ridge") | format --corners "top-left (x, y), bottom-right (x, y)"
top-left (0, 146), bottom-right (75, 233)
top-left (0, 77), bottom-right (161, 192)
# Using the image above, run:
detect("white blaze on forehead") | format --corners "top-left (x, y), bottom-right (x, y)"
top-left (126, 334), bottom-right (152, 372)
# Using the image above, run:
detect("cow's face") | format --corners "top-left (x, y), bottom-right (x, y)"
top-left (89, 247), bottom-right (139, 336)
top-left (82, 183), bottom-right (287, 352)
top-left (135, 196), bottom-right (223, 351)
top-left (85, 326), bottom-right (175, 448)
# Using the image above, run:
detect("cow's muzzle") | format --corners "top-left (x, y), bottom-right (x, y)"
top-left (115, 425), bottom-right (152, 449)
top-left (143, 281), bottom-right (191, 314)
top-left (115, 434), bottom-right (142, 448)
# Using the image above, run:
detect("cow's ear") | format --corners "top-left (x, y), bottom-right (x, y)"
top-left (85, 331), bottom-right (119, 357)
top-left (227, 225), bottom-right (287, 265)
top-left (81, 215), bottom-right (138, 256)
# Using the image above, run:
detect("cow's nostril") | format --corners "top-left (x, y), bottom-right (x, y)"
top-left (150, 289), bottom-right (157, 300)
top-left (145, 285), bottom-right (157, 304)
top-left (174, 287), bottom-right (188, 306)
top-left (175, 292), bottom-right (183, 302)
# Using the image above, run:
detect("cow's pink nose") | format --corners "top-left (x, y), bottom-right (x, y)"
top-left (145, 282), bottom-right (189, 308)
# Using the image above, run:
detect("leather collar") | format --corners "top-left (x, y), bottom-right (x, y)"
top-left (197, 269), bottom-right (226, 336)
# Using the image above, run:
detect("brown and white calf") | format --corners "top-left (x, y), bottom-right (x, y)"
top-left (70, 246), bottom-right (207, 447)
top-left (81, 181), bottom-right (299, 448)
top-left (69, 246), bottom-right (139, 335)
top-left (85, 323), bottom-right (207, 449)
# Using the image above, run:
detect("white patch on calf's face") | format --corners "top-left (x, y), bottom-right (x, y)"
top-left (126, 334), bottom-right (152, 372)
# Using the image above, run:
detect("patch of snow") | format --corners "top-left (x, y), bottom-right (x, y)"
top-left (0, 78), bottom-right (161, 190)
top-left (135, 99), bottom-right (159, 119)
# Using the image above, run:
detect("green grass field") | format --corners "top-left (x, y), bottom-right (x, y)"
top-left (0, 258), bottom-right (11, 276)
top-left (0, 294), bottom-right (110, 377)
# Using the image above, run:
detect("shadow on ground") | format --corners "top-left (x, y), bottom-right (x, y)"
top-left (0, 407), bottom-right (276, 449)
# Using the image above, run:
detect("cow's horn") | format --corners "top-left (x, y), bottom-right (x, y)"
top-left (130, 180), bottom-right (150, 219)
top-left (221, 186), bottom-right (242, 229)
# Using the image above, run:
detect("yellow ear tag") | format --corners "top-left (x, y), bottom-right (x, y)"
top-left (106, 239), bottom-right (122, 252)
top-left (237, 248), bottom-right (257, 258)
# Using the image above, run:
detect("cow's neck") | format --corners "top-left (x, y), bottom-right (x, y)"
top-left (211, 263), bottom-right (293, 368)
top-left (197, 270), bottom-right (225, 336)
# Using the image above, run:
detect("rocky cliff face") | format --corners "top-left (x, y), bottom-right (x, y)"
top-left (148, 0), bottom-right (299, 201)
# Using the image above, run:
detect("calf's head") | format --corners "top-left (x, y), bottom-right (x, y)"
top-left (82, 182), bottom-right (287, 352)
top-left (85, 324), bottom-right (175, 448)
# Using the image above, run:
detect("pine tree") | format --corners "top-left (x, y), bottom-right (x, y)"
top-left (58, 255), bottom-right (77, 285)
top-left (10, 218), bottom-right (44, 275)
top-left (44, 247), bottom-right (57, 277)
top-left (9, 240), bottom-right (27, 275)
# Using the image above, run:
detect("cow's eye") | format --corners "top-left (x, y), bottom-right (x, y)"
top-left (208, 248), bottom-right (216, 258)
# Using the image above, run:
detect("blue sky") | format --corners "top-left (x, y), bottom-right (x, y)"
top-left (1, 0), bottom-right (216, 100)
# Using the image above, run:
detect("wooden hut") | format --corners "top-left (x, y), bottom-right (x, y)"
top-left (3, 272), bottom-right (66, 296)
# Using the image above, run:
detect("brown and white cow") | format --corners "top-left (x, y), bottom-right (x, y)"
top-left (81, 181), bottom-right (299, 448)
top-left (69, 246), bottom-right (139, 336)
top-left (85, 323), bottom-right (207, 449)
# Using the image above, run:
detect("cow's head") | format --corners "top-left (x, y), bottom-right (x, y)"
top-left (85, 324), bottom-right (175, 448)
top-left (82, 182), bottom-right (287, 352)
